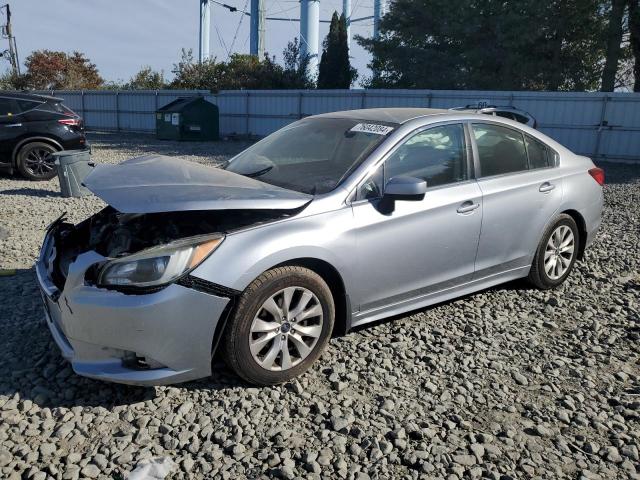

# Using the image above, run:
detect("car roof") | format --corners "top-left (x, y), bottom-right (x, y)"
top-left (0, 91), bottom-right (64, 103)
top-left (311, 108), bottom-right (450, 124)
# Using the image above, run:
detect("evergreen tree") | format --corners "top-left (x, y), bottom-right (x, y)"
top-left (630, 0), bottom-right (640, 91)
top-left (357, 0), bottom-right (608, 91)
top-left (282, 38), bottom-right (314, 88)
top-left (317, 12), bottom-right (357, 88)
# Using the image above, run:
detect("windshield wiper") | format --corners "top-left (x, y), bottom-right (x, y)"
top-left (244, 166), bottom-right (273, 178)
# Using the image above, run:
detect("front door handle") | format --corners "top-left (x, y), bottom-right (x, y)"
top-left (4, 123), bottom-right (22, 128)
top-left (457, 200), bottom-right (480, 214)
top-left (539, 182), bottom-right (555, 193)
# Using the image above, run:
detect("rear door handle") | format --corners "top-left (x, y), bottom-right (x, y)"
top-left (539, 182), bottom-right (555, 193)
top-left (5, 123), bottom-right (22, 127)
top-left (457, 200), bottom-right (480, 214)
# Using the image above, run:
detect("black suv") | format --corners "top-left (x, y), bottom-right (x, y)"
top-left (0, 92), bottom-right (87, 180)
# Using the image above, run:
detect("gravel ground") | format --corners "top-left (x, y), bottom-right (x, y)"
top-left (0, 133), bottom-right (638, 480)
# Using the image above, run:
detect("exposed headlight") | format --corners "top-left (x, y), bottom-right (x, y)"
top-left (97, 234), bottom-right (224, 288)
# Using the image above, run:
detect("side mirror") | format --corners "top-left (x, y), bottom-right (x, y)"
top-left (384, 176), bottom-right (427, 200)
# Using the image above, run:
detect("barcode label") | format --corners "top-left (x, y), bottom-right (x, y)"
top-left (350, 123), bottom-right (394, 135)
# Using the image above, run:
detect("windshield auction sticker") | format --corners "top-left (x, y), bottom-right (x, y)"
top-left (350, 123), bottom-right (394, 135)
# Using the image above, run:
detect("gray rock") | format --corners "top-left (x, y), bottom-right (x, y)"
top-left (533, 424), bottom-right (553, 437)
top-left (453, 454), bottom-right (476, 466)
top-left (0, 449), bottom-right (11, 467)
top-left (621, 445), bottom-right (638, 462)
top-left (177, 401), bottom-right (194, 416)
top-left (80, 464), bottom-right (100, 478)
top-left (39, 443), bottom-right (56, 456)
top-left (512, 371), bottom-right (529, 386)
top-left (54, 421), bottom-right (75, 439)
top-left (305, 461), bottom-right (321, 474)
top-left (330, 416), bottom-right (350, 432)
top-left (182, 456), bottom-right (195, 472)
top-left (278, 465), bottom-right (296, 479)
top-left (605, 446), bottom-right (623, 463)
top-left (470, 443), bottom-right (485, 460)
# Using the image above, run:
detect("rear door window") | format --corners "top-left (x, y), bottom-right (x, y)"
top-left (16, 100), bottom-right (42, 113)
top-left (472, 123), bottom-right (529, 177)
top-left (0, 98), bottom-right (17, 116)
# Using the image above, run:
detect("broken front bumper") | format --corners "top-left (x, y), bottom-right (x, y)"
top-left (35, 229), bottom-right (231, 386)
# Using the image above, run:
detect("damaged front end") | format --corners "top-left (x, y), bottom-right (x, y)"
top-left (34, 154), bottom-right (316, 385)
top-left (36, 203), bottom-right (306, 386)
top-left (47, 206), bottom-right (298, 293)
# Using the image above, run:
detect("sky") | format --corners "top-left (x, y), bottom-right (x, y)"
top-left (6, 0), bottom-right (376, 85)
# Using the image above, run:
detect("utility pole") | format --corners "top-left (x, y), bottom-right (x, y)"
top-left (300, 0), bottom-right (319, 78)
top-left (373, 0), bottom-right (386, 39)
top-left (343, 0), bottom-right (351, 50)
top-left (0, 4), bottom-right (19, 76)
top-left (250, 0), bottom-right (266, 58)
top-left (199, 0), bottom-right (211, 63)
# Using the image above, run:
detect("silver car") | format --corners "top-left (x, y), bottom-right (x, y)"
top-left (36, 108), bottom-right (604, 386)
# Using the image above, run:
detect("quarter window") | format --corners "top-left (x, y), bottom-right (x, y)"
top-left (385, 123), bottom-right (468, 188)
top-left (525, 135), bottom-right (550, 169)
top-left (472, 124), bottom-right (528, 177)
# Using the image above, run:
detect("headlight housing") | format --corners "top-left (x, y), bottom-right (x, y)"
top-left (97, 234), bottom-right (224, 289)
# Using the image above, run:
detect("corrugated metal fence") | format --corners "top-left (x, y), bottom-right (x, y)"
top-left (40, 89), bottom-right (640, 162)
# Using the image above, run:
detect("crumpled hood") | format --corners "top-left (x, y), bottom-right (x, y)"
top-left (83, 155), bottom-right (312, 214)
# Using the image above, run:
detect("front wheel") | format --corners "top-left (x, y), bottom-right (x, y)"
top-left (222, 266), bottom-right (335, 385)
top-left (528, 214), bottom-right (579, 289)
top-left (16, 141), bottom-right (59, 181)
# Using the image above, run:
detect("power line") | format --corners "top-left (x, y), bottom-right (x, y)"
top-left (214, 22), bottom-right (230, 58)
top-left (228, 0), bottom-right (249, 58)
top-left (210, 0), bottom-right (250, 16)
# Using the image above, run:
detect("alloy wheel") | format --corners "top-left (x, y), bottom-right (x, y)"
top-left (544, 225), bottom-right (575, 280)
top-left (24, 147), bottom-right (55, 177)
top-left (249, 286), bottom-right (323, 371)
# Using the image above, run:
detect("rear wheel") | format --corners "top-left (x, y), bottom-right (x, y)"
top-left (528, 214), bottom-right (579, 289)
top-left (16, 141), bottom-right (59, 181)
top-left (222, 266), bottom-right (334, 385)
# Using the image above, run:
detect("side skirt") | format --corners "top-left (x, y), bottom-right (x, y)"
top-left (350, 265), bottom-right (530, 328)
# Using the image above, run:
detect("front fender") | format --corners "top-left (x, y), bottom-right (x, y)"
top-left (190, 207), bottom-right (357, 297)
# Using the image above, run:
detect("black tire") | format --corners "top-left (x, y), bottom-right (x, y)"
top-left (528, 214), bottom-right (580, 290)
top-left (222, 266), bottom-right (335, 385)
top-left (16, 141), bottom-right (59, 181)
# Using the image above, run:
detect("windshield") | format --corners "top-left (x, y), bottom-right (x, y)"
top-left (225, 117), bottom-right (396, 194)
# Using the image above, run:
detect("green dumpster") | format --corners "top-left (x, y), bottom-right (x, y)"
top-left (156, 96), bottom-right (219, 141)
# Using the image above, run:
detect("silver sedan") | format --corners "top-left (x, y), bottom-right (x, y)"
top-left (36, 108), bottom-right (604, 386)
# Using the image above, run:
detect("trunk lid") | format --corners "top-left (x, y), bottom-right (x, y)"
top-left (83, 155), bottom-right (312, 213)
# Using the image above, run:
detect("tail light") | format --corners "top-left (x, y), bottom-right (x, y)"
top-left (58, 117), bottom-right (82, 127)
top-left (588, 167), bottom-right (605, 186)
